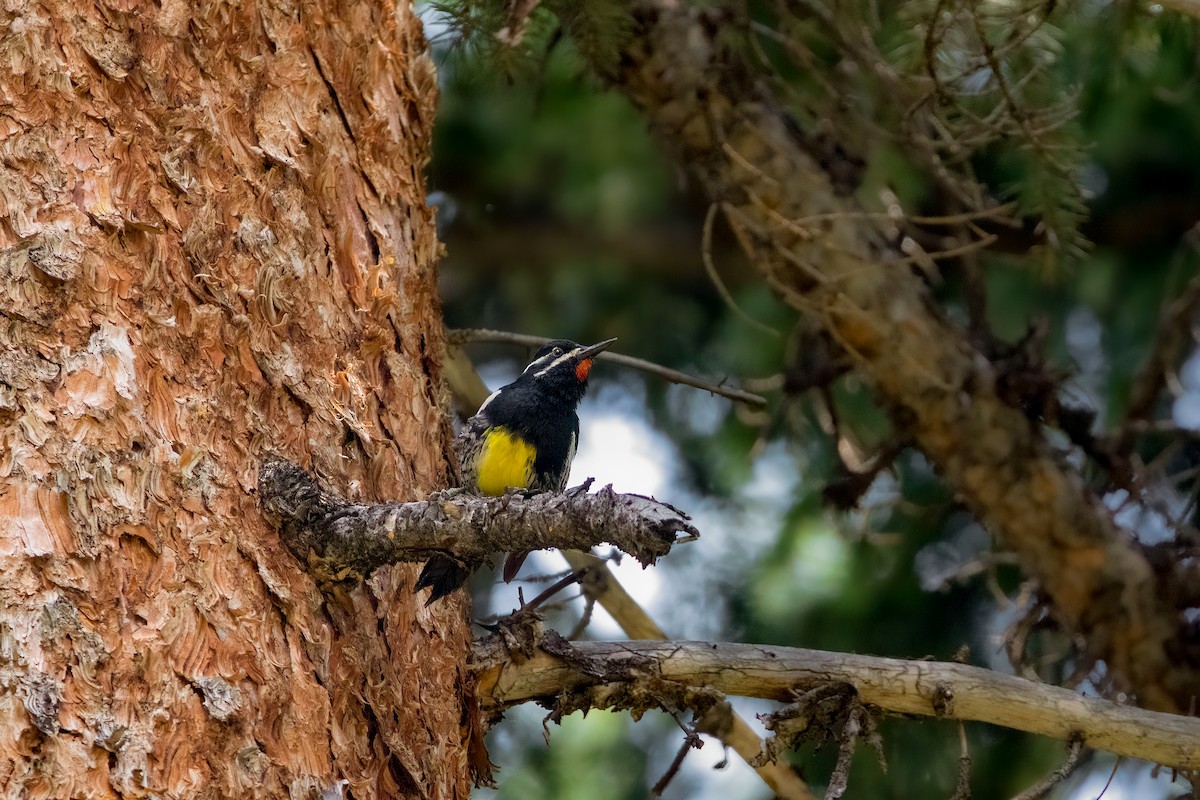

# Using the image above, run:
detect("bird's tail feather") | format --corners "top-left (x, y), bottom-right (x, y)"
top-left (415, 554), bottom-right (471, 606)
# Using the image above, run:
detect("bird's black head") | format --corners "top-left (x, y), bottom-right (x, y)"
top-left (519, 337), bottom-right (617, 403)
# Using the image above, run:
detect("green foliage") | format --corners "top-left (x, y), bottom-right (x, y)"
top-left (544, 0), bottom-right (633, 75)
top-left (428, 0), bottom-right (633, 78)
top-left (905, 0), bottom-right (1091, 271)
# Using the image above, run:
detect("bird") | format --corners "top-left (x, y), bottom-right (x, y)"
top-left (415, 337), bottom-right (617, 604)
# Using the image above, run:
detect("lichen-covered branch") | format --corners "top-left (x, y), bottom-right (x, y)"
top-left (602, 0), bottom-right (1198, 713)
top-left (258, 458), bottom-right (696, 580)
top-left (476, 639), bottom-right (1200, 770)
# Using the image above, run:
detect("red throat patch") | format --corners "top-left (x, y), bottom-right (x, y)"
top-left (575, 359), bottom-right (593, 382)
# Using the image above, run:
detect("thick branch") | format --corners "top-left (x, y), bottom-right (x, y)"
top-left (476, 639), bottom-right (1200, 770)
top-left (257, 458), bottom-right (696, 577)
top-left (605, 0), bottom-right (1197, 712)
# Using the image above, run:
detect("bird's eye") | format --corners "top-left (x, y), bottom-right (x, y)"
top-left (552, 347), bottom-right (563, 356)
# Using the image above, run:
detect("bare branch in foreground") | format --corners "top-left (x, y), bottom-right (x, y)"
top-left (475, 639), bottom-right (1200, 770)
top-left (563, 551), bottom-right (817, 800)
top-left (446, 327), bottom-right (768, 407)
top-left (257, 458), bottom-right (697, 588)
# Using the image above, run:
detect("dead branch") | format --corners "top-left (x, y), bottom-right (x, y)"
top-left (562, 552), bottom-right (817, 800)
top-left (475, 639), bottom-right (1200, 771)
top-left (257, 458), bottom-right (696, 580)
top-left (446, 327), bottom-right (768, 407)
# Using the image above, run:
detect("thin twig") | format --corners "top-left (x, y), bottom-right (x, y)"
top-left (1094, 757), bottom-right (1122, 800)
top-left (1009, 736), bottom-right (1087, 800)
top-left (950, 722), bottom-right (972, 800)
top-left (722, 140), bottom-right (782, 188)
top-left (910, 233), bottom-right (999, 263)
top-left (563, 550), bottom-right (667, 638)
top-left (776, 202), bottom-right (1018, 229)
top-left (446, 328), bottom-right (768, 407)
top-left (566, 591), bottom-right (596, 639)
top-left (702, 203), bottom-right (781, 336)
top-left (651, 731), bottom-right (701, 796)
top-left (523, 570), bottom-right (586, 612)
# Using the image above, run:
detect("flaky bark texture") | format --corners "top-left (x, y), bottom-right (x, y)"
top-left (0, 1), bottom-right (471, 798)
top-left (604, 1), bottom-right (1199, 713)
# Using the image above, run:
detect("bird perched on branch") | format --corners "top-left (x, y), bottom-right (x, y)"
top-left (416, 337), bottom-right (617, 604)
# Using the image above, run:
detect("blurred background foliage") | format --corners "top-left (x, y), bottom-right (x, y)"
top-left (426, 1), bottom-right (1200, 797)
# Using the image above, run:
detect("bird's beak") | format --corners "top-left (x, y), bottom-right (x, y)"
top-left (576, 337), bottom-right (618, 360)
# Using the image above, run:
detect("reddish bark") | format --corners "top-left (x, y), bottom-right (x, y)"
top-left (0, 0), bottom-right (470, 796)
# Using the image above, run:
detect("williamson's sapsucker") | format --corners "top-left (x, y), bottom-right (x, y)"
top-left (415, 337), bottom-right (617, 604)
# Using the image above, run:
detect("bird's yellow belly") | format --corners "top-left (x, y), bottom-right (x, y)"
top-left (476, 427), bottom-right (536, 496)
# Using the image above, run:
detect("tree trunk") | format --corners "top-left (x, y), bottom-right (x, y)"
top-left (600, 0), bottom-right (1199, 714)
top-left (0, 1), bottom-right (471, 797)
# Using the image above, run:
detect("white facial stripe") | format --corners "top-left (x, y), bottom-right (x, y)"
top-left (533, 348), bottom-right (584, 378)
top-left (522, 351), bottom-right (559, 374)
top-left (477, 387), bottom-right (502, 413)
